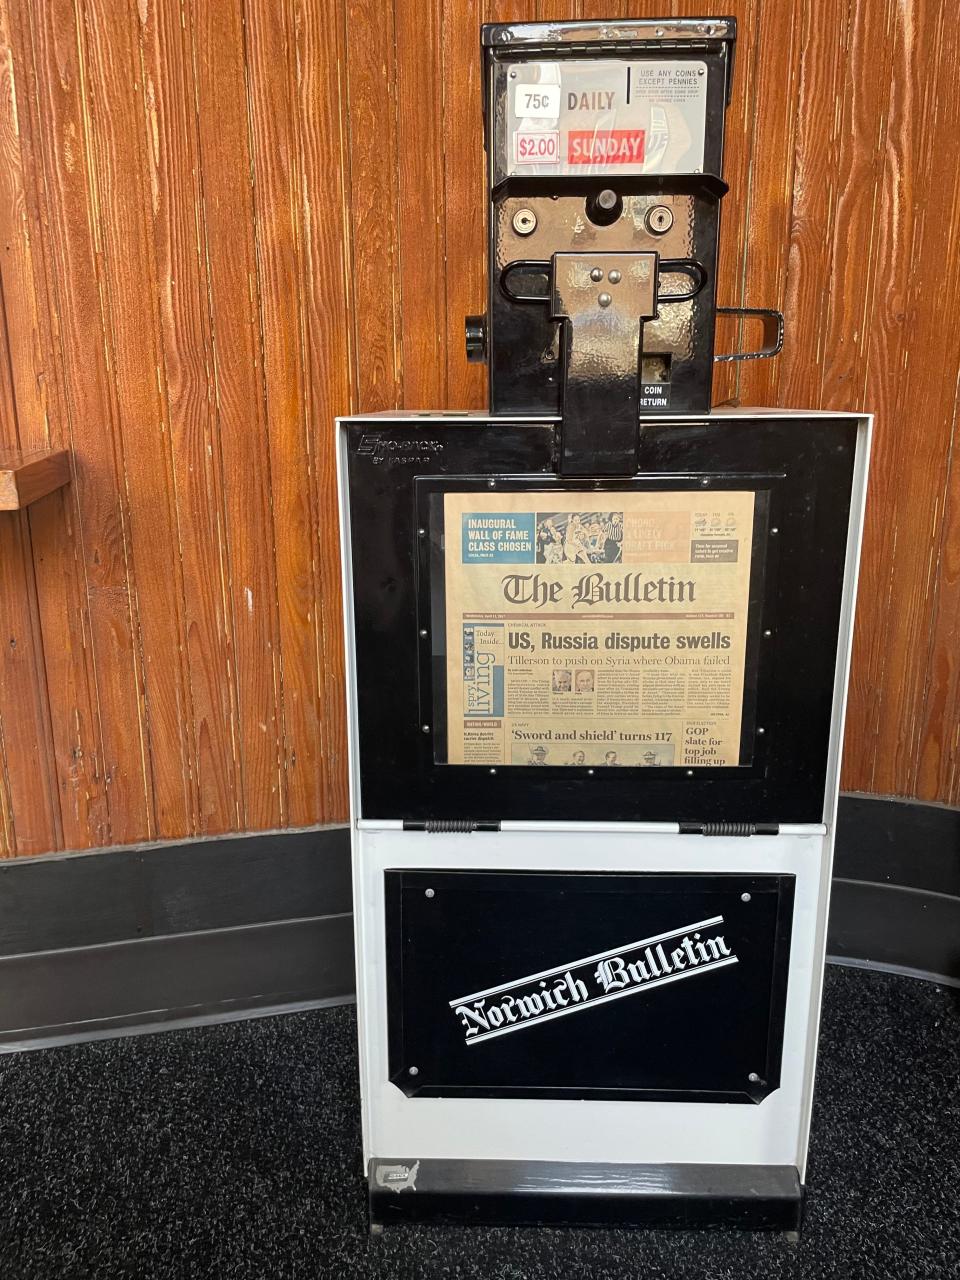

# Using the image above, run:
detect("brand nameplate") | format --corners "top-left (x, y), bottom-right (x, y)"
top-left (449, 915), bottom-right (738, 1046)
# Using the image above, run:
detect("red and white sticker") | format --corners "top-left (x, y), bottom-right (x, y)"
top-left (567, 129), bottom-right (646, 165)
top-left (514, 131), bottom-right (560, 165)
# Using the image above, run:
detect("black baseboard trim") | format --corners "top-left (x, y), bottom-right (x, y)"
top-left (0, 795), bottom-right (956, 1050)
top-left (829, 794), bottom-right (960, 984)
top-left (0, 826), bottom-right (355, 1051)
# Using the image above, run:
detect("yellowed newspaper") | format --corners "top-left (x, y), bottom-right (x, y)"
top-left (444, 490), bottom-right (756, 768)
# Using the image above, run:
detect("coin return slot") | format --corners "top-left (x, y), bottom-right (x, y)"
top-left (641, 354), bottom-right (672, 384)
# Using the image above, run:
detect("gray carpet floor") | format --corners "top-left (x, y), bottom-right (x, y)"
top-left (0, 965), bottom-right (958, 1279)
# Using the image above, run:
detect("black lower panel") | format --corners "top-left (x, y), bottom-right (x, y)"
top-left (386, 869), bottom-right (794, 1102)
top-left (369, 1159), bottom-right (803, 1232)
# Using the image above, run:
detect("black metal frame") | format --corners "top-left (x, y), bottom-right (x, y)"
top-left (480, 24), bottom-right (736, 418)
top-left (418, 476), bottom-right (772, 771)
top-left (344, 414), bottom-right (857, 826)
top-left (384, 868), bottom-right (795, 1104)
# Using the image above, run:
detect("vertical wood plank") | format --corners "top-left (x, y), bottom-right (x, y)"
top-left (916, 429), bottom-right (960, 802)
top-left (344, 0), bottom-right (402, 411)
top-left (0, 295), bottom-right (62, 854)
top-left (0, 0), bottom-right (108, 850)
top-left (80, 0), bottom-right (196, 838)
top-left (776, 0), bottom-right (847, 409)
top-left (12, 0), bottom-right (153, 845)
top-left (395, 0), bottom-right (446, 408)
top-left (243, 0), bottom-right (326, 827)
top-left (191, 0), bottom-right (286, 830)
top-left (0, 0), bottom-right (65, 853)
top-left (293, 0), bottom-right (354, 821)
top-left (735, 0), bottom-right (802, 407)
top-left (856, 0), bottom-right (960, 796)
top-left (442, 0), bottom-right (487, 409)
top-left (137, 0), bottom-right (242, 833)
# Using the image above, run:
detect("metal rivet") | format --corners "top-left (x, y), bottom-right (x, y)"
top-left (489, 767), bottom-right (497, 775)
top-left (598, 292), bottom-right (612, 307)
top-left (771, 526), bottom-right (779, 535)
top-left (698, 66), bottom-right (705, 75)
top-left (425, 889), bottom-right (435, 899)
top-left (421, 724), bottom-right (430, 734)
top-left (590, 267), bottom-right (603, 282)
top-left (741, 892), bottom-right (752, 903)
top-left (509, 69), bottom-right (517, 78)
top-left (419, 628), bottom-right (427, 638)
top-left (748, 1072), bottom-right (760, 1084)
top-left (487, 478), bottom-right (496, 488)
top-left (409, 1066), bottom-right (420, 1076)
top-left (587, 768), bottom-right (595, 775)
top-left (757, 727), bottom-right (766, 735)
top-left (656, 26), bottom-right (665, 36)
top-left (700, 478), bottom-right (710, 487)
top-left (763, 629), bottom-right (772, 637)
top-left (418, 527), bottom-right (426, 536)
top-left (686, 769), bottom-right (694, 777)
top-left (608, 269), bottom-right (621, 283)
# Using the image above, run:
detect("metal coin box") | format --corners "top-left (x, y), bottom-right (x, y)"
top-left (337, 16), bottom-right (870, 1237)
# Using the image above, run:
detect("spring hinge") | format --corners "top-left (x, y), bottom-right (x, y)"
top-left (679, 821), bottom-right (780, 837)
top-left (402, 819), bottom-right (501, 833)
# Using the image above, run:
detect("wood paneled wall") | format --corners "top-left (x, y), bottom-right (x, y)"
top-left (0, 0), bottom-right (957, 856)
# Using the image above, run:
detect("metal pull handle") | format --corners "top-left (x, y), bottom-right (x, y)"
top-left (714, 307), bottom-right (784, 362)
top-left (657, 260), bottom-right (707, 304)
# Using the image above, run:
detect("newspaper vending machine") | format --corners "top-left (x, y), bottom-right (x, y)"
top-left (337, 17), bottom-right (870, 1233)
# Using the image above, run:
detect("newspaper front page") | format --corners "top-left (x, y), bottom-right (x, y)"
top-left (443, 490), bottom-right (756, 768)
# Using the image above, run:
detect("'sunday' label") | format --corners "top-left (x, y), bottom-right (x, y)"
top-left (506, 58), bottom-right (707, 176)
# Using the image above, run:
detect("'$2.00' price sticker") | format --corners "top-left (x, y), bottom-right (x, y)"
top-left (514, 131), bottom-right (559, 165)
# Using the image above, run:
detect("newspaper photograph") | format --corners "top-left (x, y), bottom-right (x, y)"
top-left (443, 490), bottom-right (757, 768)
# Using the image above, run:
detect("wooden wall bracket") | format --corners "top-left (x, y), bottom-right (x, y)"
top-left (0, 449), bottom-right (71, 510)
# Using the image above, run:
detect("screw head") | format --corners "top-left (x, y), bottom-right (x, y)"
top-left (424, 888), bottom-right (435, 899)
top-left (487, 478), bottom-right (496, 488)
top-left (597, 188), bottom-right (618, 210)
top-left (748, 1072), bottom-right (760, 1084)
top-left (700, 477), bottom-right (710, 487)
top-left (598, 292), bottom-right (612, 307)
top-left (741, 892), bottom-right (752, 902)
top-left (409, 1066), bottom-right (419, 1076)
